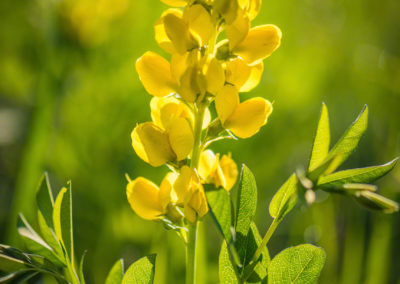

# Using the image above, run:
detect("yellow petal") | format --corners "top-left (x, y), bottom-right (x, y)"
top-left (184, 4), bottom-right (213, 45)
top-left (150, 97), bottom-right (194, 130)
top-left (203, 107), bottom-right (211, 129)
top-left (226, 9), bottom-right (250, 48)
top-left (215, 85), bottom-right (239, 124)
top-left (136, 51), bottom-right (177, 97)
top-left (203, 57), bottom-right (225, 95)
top-left (170, 49), bottom-right (201, 82)
top-left (225, 57), bottom-right (251, 89)
top-left (131, 122), bottom-right (176, 166)
top-left (179, 66), bottom-right (200, 102)
top-left (159, 172), bottom-right (179, 208)
top-left (212, 157), bottom-right (227, 189)
top-left (233, 25), bottom-right (282, 64)
top-left (160, 0), bottom-right (188, 7)
top-left (184, 204), bottom-right (197, 223)
top-left (163, 12), bottom-right (197, 54)
top-left (225, 97), bottom-right (273, 138)
top-left (213, 0), bottom-right (239, 24)
top-left (126, 177), bottom-right (163, 220)
top-left (154, 9), bottom-right (182, 54)
top-left (187, 187), bottom-right (208, 217)
top-left (239, 0), bottom-right (261, 20)
top-left (239, 61), bottom-right (263, 92)
top-left (219, 154), bottom-right (238, 191)
top-left (168, 117), bottom-right (194, 161)
top-left (199, 150), bottom-right (217, 180)
top-left (173, 165), bottom-right (193, 204)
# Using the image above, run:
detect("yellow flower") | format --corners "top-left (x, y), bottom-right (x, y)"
top-left (173, 166), bottom-right (209, 222)
top-left (232, 25), bottom-right (282, 64)
top-left (199, 150), bottom-right (238, 191)
top-left (160, 0), bottom-right (190, 7)
top-left (225, 57), bottom-right (263, 92)
top-left (126, 173), bottom-right (177, 220)
top-left (215, 85), bottom-right (273, 138)
top-left (155, 5), bottom-right (213, 55)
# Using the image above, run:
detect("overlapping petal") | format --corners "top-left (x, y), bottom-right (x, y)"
top-left (136, 51), bottom-right (177, 97)
top-left (233, 24), bottom-right (282, 64)
top-left (225, 58), bottom-right (263, 92)
top-left (168, 118), bottom-right (194, 161)
top-left (160, 0), bottom-right (189, 7)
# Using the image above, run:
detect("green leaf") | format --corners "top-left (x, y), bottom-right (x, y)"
top-left (269, 174), bottom-right (298, 222)
top-left (105, 259), bottom-right (125, 284)
top-left (36, 172), bottom-right (55, 229)
top-left (122, 254), bottom-right (156, 284)
top-left (219, 242), bottom-right (239, 284)
top-left (0, 253), bottom-right (27, 272)
top-left (37, 211), bottom-right (64, 261)
top-left (235, 165), bottom-right (258, 263)
top-left (0, 270), bottom-right (39, 283)
top-left (53, 184), bottom-right (74, 264)
top-left (317, 158), bottom-right (398, 187)
top-left (308, 103), bottom-right (330, 172)
top-left (206, 186), bottom-right (233, 243)
top-left (17, 214), bottom-right (63, 267)
top-left (354, 191), bottom-right (399, 213)
top-left (323, 105), bottom-right (368, 175)
top-left (79, 251), bottom-right (87, 284)
top-left (268, 244), bottom-right (326, 284)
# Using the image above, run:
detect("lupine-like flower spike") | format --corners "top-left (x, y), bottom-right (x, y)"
top-left (127, 0), bottom-right (281, 224)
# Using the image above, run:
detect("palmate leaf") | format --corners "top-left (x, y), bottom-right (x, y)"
top-left (269, 174), bottom-right (298, 222)
top-left (105, 259), bottom-right (124, 284)
top-left (317, 158), bottom-right (398, 187)
top-left (53, 184), bottom-right (74, 264)
top-left (235, 165), bottom-right (258, 264)
top-left (308, 103), bottom-right (330, 172)
top-left (206, 186), bottom-right (234, 243)
top-left (268, 244), bottom-right (326, 284)
top-left (122, 254), bottom-right (156, 284)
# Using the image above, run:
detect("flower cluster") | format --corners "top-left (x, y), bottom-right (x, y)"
top-left (127, 0), bottom-right (281, 225)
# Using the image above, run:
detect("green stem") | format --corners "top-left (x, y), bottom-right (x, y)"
top-left (242, 219), bottom-right (279, 281)
top-left (186, 222), bottom-right (198, 284)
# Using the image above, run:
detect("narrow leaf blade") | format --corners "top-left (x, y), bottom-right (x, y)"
top-left (308, 103), bottom-right (330, 172)
top-left (324, 105), bottom-right (368, 174)
top-left (36, 172), bottom-right (55, 229)
top-left (268, 244), bottom-right (326, 284)
top-left (206, 186), bottom-right (233, 243)
top-left (318, 158), bottom-right (398, 187)
top-left (105, 259), bottom-right (125, 284)
top-left (269, 174), bottom-right (298, 222)
top-left (122, 254), bottom-right (156, 284)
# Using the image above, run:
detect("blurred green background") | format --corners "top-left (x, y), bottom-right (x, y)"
top-left (1, 0), bottom-right (399, 283)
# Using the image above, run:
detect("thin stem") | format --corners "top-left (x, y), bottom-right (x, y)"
top-left (185, 222), bottom-right (198, 284)
top-left (242, 219), bottom-right (280, 281)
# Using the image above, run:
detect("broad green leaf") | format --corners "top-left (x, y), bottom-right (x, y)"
top-left (219, 242), bottom-right (239, 284)
top-left (308, 103), bottom-right (330, 172)
top-left (36, 172), bottom-right (55, 229)
top-left (17, 214), bottom-right (63, 267)
top-left (53, 184), bottom-right (74, 264)
top-left (122, 254), bottom-right (156, 284)
top-left (235, 165), bottom-right (258, 263)
top-left (318, 158), bottom-right (398, 187)
top-left (206, 186), bottom-right (233, 243)
top-left (354, 191), bottom-right (399, 213)
top-left (106, 259), bottom-right (125, 284)
top-left (323, 105), bottom-right (368, 174)
top-left (269, 174), bottom-right (298, 222)
top-left (268, 244), bottom-right (326, 284)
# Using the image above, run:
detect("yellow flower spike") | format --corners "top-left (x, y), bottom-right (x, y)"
top-left (202, 56), bottom-right (225, 95)
top-left (136, 51), bottom-right (177, 97)
top-left (154, 9), bottom-right (183, 54)
top-left (215, 85), bottom-right (240, 124)
top-left (126, 177), bottom-right (164, 220)
top-left (159, 172), bottom-right (179, 209)
top-left (226, 8), bottom-right (250, 49)
top-left (183, 4), bottom-right (213, 46)
top-left (160, 0), bottom-right (189, 7)
top-left (168, 117), bottom-right (194, 161)
top-left (131, 122), bottom-right (176, 167)
top-left (150, 97), bottom-right (194, 130)
top-left (213, 0), bottom-right (239, 24)
top-left (163, 12), bottom-right (197, 54)
top-left (225, 97), bottom-right (273, 138)
top-left (219, 154), bottom-right (238, 191)
top-left (233, 24), bottom-right (282, 64)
